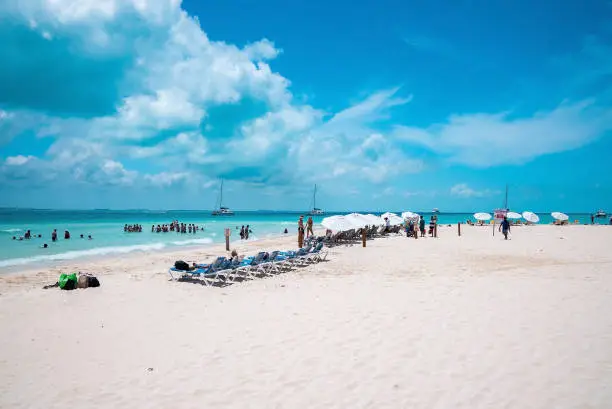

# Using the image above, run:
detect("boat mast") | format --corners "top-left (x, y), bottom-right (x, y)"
top-left (219, 179), bottom-right (224, 209)
top-left (504, 184), bottom-right (508, 210)
top-left (313, 184), bottom-right (317, 210)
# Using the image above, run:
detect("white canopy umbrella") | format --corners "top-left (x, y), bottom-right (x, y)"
top-left (321, 215), bottom-right (357, 232)
top-left (506, 211), bottom-right (522, 219)
top-left (551, 212), bottom-right (569, 221)
top-left (365, 214), bottom-right (384, 225)
top-left (522, 211), bottom-right (540, 223)
top-left (344, 213), bottom-right (371, 228)
top-left (381, 212), bottom-right (404, 225)
top-left (401, 211), bottom-right (420, 219)
top-left (473, 212), bottom-right (492, 221)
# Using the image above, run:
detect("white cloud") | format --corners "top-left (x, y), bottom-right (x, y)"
top-left (144, 171), bottom-right (190, 187)
top-left (4, 155), bottom-right (34, 166)
top-left (394, 101), bottom-right (612, 167)
top-left (243, 39), bottom-right (281, 61)
top-left (450, 183), bottom-right (498, 198)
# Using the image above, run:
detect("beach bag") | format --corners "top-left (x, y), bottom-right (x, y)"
top-left (77, 275), bottom-right (89, 289)
top-left (58, 273), bottom-right (77, 290)
top-left (174, 260), bottom-right (190, 271)
top-left (87, 276), bottom-right (100, 287)
top-left (77, 273), bottom-right (101, 289)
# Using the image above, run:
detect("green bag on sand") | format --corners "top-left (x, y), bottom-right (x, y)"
top-left (58, 273), bottom-right (78, 290)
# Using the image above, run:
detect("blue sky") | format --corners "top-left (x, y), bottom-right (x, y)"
top-left (1, 0), bottom-right (611, 212)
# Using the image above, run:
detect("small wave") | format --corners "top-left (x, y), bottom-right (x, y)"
top-left (0, 243), bottom-right (166, 268)
top-left (280, 221), bottom-right (294, 226)
top-left (171, 238), bottom-right (214, 246)
top-left (1, 228), bottom-right (22, 233)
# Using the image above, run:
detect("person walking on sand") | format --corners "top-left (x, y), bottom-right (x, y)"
top-left (306, 216), bottom-right (314, 238)
top-left (499, 216), bottom-right (511, 240)
top-left (419, 217), bottom-right (426, 237)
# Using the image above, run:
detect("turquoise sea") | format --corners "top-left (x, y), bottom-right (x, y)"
top-left (0, 209), bottom-right (604, 269)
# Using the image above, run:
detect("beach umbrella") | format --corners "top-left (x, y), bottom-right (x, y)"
top-left (551, 212), bottom-right (569, 221)
top-left (344, 213), bottom-right (371, 228)
top-left (401, 211), bottom-right (420, 219)
top-left (473, 212), bottom-right (492, 221)
top-left (321, 216), bottom-right (357, 232)
top-left (381, 212), bottom-right (403, 225)
top-left (506, 211), bottom-right (522, 219)
top-left (522, 211), bottom-right (540, 223)
top-left (365, 214), bottom-right (384, 225)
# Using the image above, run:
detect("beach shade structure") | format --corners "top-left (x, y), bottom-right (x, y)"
top-left (522, 211), bottom-right (540, 223)
top-left (380, 212), bottom-right (404, 225)
top-left (344, 213), bottom-right (371, 228)
top-left (551, 212), bottom-right (569, 221)
top-left (401, 211), bottom-right (420, 220)
top-left (321, 215), bottom-right (358, 232)
top-left (365, 214), bottom-right (384, 225)
top-left (473, 212), bottom-right (492, 221)
top-left (506, 211), bottom-right (522, 219)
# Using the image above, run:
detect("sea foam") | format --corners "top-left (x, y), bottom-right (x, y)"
top-left (0, 243), bottom-right (167, 268)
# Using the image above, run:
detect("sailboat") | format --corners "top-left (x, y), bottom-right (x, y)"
top-left (211, 180), bottom-right (234, 216)
top-left (309, 185), bottom-right (324, 215)
top-left (493, 184), bottom-right (509, 219)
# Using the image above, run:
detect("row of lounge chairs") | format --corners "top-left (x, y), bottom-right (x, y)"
top-left (168, 242), bottom-right (328, 286)
top-left (308, 225), bottom-right (402, 247)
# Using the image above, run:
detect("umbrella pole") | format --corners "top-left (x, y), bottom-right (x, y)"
top-left (492, 220), bottom-right (495, 236)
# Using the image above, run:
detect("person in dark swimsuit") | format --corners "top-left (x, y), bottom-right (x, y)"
top-left (499, 217), bottom-right (511, 240)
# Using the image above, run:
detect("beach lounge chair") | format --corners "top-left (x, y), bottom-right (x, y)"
top-left (233, 252), bottom-right (268, 280)
top-left (168, 256), bottom-right (227, 285)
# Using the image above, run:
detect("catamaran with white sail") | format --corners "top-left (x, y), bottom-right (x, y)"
top-left (309, 184), bottom-right (324, 215)
top-left (211, 180), bottom-right (234, 216)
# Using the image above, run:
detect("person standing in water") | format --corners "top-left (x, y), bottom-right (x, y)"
top-left (499, 216), bottom-right (511, 240)
top-left (306, 216), bottom-right (314, 238)
top-left (51, 229), bottom-right (57, 242)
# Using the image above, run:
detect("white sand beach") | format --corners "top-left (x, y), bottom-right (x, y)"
top-left (1, 225), bottom-right (612, 408)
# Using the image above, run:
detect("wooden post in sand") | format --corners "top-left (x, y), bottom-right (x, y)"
top-left (362, 229), bottom-right (366, 247)
top-left (224, 228), bottom-right (230, 251)
top-left (434, 222), bottom-right (438, 238)
top-left (458, 222), bottom-right (461, 236)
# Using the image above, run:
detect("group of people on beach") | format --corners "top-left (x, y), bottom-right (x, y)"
top-left (297, 216), bottom-right (315, 238)
top-left (124, 224), bottom-right (143, 233)
top-left (402, 216), bottom-right (429, 238)
top-left (239, 225), bottom-right (252, 240)
top-left (152, 221), bottom-right (202, 234)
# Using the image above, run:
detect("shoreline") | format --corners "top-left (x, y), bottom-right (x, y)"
top-left (0, 230), bottom-right (294, 274)
top-left (0, 231), bottom-right (303, 292)
top-left (0, 223), bottom-right (608, 291)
